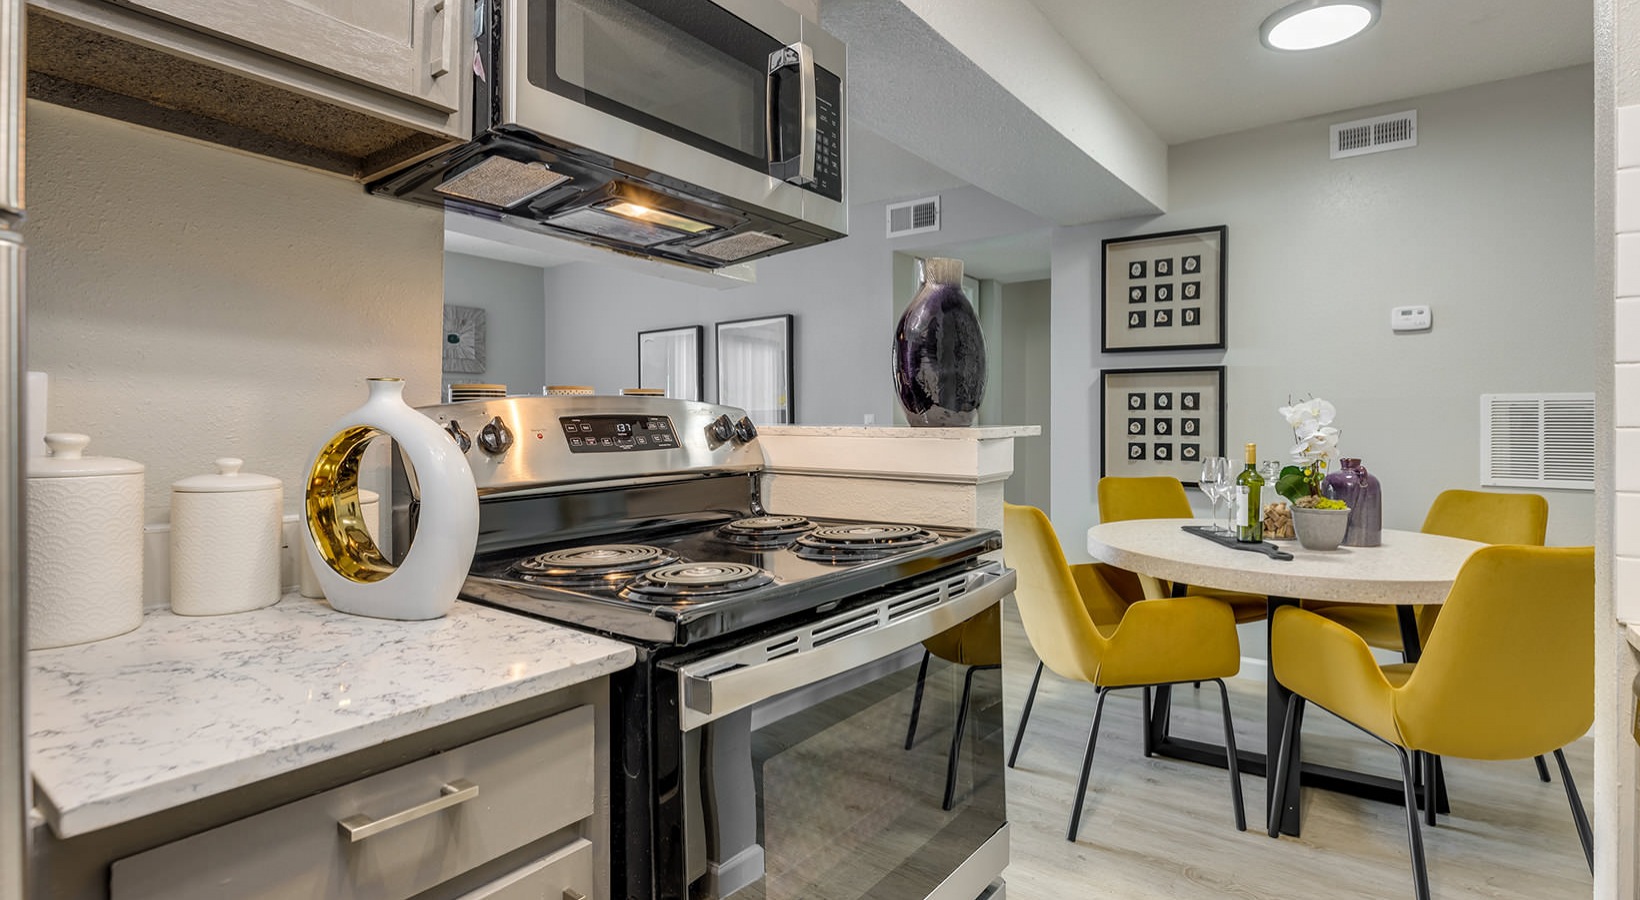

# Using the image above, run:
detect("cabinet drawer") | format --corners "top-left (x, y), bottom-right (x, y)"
top-left (457, 838), bottom-right (594, 900)
top-left (110, 705), bottom-right (595, 900)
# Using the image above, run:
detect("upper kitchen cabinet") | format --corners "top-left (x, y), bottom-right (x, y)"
top-left (26, 0), bottom-right (471, 179)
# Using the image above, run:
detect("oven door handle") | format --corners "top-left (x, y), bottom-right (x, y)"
top-left (673, 565), bottom-right (1015, 730)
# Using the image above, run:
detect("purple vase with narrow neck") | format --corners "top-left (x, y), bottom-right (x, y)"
top-left (893, 257), bottom-right (987, 426)
top-left (1324, 457), bottom-right (1382, 547)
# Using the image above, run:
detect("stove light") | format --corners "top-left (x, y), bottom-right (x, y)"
top-left (602, 201), bottom-right (716, 235)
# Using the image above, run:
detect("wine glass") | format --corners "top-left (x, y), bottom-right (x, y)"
top-left (1199, 457), bottom-right (1226, 531)
top-left (1211, 458), bottom-right (1235, 533)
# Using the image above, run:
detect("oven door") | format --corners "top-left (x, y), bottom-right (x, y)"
top-left (505, 0), bottom-right (846, 228)
top-left (663, 564), bottom-right (1014, 900)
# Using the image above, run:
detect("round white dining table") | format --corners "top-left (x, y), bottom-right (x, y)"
top-left (1086, 518), bottom-right (1487, 836)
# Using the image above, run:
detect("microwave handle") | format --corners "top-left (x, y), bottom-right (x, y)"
top-left (767, 42), bottom-right (817, 187)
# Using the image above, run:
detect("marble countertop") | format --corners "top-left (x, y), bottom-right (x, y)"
top-left (758, 424), bottom-right (1040, 439)
top-left (29, 594), bottom-right (635, 839)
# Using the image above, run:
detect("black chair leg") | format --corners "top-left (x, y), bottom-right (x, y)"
top-left (1421, 751), bottom-right (1438, 827)
top-left (1211, 678), bottom-right (1246, 831)
top-left (1141, 685), bottom-right (1153, 757)
top-left (1553, 748), bottom-right (1594, 873)
top-left (1267, 693), bottom-right (1304, 838)
top-left (1008, 661), bottom-right (1044, 768)
top-left (1535, 754), bottom-right (1553, 783)
top-left (904, 650), bottom-right (930, 750)
top-left (1394, 746), bottom-right (1432, 900)
top-left (943, 664), bottom-right (997, 811)
top-left (1066, 687), bottom-right (1110, 842)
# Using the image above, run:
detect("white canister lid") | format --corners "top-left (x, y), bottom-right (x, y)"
top-left (172, 458), bottom-right (282, 493)
top-left (27, 433), bottom-right (145, 478)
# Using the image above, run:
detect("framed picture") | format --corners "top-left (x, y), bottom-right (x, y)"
top-left (637, 325), bottom-right (704, 401)
top-left (1101, 225), bottom-right (1226, 352)
top-left (1099, 366), bottom-right (1225, 485)
top-left (716, 315), bottom-right (794, 424)
top-left (442, 305), bottom-right (487, 374)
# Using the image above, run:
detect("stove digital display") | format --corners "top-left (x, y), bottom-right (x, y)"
top-left (560, 414), bottom-right (678, 453)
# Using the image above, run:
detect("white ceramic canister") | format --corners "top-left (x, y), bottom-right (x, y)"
top-left (305, 377), bottom-right (477, 620)
top-left (297, 488), bottom-right (378, 599)
top-left (26, 433), bottom-right (145, 649)
top-left (170, 459), bottom-right (284, 616)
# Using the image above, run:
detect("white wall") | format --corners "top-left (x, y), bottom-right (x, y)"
top-left (1049, 67), bottom-right (1598, 568)
top-left (442, 253), bottom-right (547, 396)
top-left (999, 279), bottom-right (1051, 512)
top-left (25, 102), bottom-right (445, 522)
top-left (539, 185), bottom-right (1045, 424)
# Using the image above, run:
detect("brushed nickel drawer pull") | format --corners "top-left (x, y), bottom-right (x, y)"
top-left (337, 779), bottom-right (479, 842)
top-left (563, 891), bottom-right (587, 900)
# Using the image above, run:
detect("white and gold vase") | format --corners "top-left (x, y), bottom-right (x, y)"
top-left (304, 378), bottom-right (477, 620)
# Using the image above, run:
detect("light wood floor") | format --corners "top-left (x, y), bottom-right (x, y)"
top-left (987, 600), bottom-right (1594, 899)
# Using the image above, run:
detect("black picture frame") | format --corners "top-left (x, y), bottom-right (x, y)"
top-left (1099, 366), bottom-right (1226, 486)
top-left (637, 325), bottom-right (704, 401)
top-left (1100, 225), bottom-right (1227, 353)
top-left (715, 314), bottom-right (795, 424)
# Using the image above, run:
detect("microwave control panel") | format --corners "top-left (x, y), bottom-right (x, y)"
top-left (560, 415), bottom-right (678, 452)
top-left (813, 68), bottom-right (843, 202)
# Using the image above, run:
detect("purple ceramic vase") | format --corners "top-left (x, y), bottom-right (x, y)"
top-left (893, 258), bottom-right (987, 426)
top-left (1324, 457), bottom-right (1382, 547)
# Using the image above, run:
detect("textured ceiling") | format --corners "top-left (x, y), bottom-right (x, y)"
top-left (1028, 0), bottom-right (1594, 144)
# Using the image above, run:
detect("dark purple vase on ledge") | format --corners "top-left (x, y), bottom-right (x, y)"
top-left (894, 257), bottom-right (987, 426)
top-left (1325, 457), bottom-right (1382, 547)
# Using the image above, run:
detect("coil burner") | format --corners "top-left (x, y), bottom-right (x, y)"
top-left (620, 562), bottom-right (776, 603)
top-left (717, 514), bottom-right (816, 548)
top-left (795, 523), bottom-right (940, 562)
top-left (512, 544), bottom-right (679, 583)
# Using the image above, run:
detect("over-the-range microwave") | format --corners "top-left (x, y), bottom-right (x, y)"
top-left (369, 0), bottom-right (847, 269)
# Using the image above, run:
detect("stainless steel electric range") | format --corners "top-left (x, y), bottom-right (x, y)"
top-left (391, 396), bottom-right (1013, 900)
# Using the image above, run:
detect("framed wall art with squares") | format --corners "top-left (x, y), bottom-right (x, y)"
top-left (1099, 365), bottom-right (1225, 486)
top-left (1100, 225), bottom-right (1226, 352)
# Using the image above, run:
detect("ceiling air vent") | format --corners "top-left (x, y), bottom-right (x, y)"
top-left (1330, 110), bottom-right (1417, 160)
top-left (1480, 392), bottom-right (1595, 491)
top-left (886, 196), bottom-right (940, 238)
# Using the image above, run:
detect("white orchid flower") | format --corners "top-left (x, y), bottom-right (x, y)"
top-left (1290, 426), bottom-right (1339, 463)
top-left (1279, 397), bottom-right (1337, 435)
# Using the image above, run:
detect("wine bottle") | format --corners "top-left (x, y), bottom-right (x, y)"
top-left (1235, 442), bottom-right (1264, 543)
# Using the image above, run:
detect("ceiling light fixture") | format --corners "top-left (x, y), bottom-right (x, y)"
top-left (1259, 0), bottom-right (1380, 51)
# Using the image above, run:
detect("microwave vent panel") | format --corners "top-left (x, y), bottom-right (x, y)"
top-left (691, 231), bottom-right (791, 262)
top-left (1480, 392), bottom-right (1595, 491)
top-left (1330, 110), bottom-right (1417, 159)
top-left (886, 196), bottom-right (941, 238)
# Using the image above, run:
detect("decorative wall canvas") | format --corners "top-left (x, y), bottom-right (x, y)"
top-left (638, 325), bottom-right (704, 401)
top-left (1101, 226), bottom-right (1226, 352)
top-left (1099, 366), bottom-right (1225, 485)
top-left (442, 305), bottom-right (487, 374)
top-left (717, 315), bottom-right (794, 425)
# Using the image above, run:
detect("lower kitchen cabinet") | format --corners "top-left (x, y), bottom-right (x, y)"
top-left (109, 706), bottom-right (593, 900)
top-left (28, 680), bottom-right (614, 900)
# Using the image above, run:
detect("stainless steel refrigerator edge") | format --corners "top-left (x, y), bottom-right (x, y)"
top-left (0, 0), bottom-right (25, 894)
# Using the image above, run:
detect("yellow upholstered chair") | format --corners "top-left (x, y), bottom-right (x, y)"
top-left (1310, 489), bottom-right (1549, 651)
top-left (904, 602), bottom-right (1002, 810)
top-left (1096, 476), bottom-right (1269, 623)
top-left (1268, 545), bottom-right (1594, 899)
top-left (1003, 502), bottom-right (1246, 840)
top-left (1309, 489), bottom-right (1554, 782)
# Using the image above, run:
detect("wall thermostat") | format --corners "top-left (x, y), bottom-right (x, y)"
top-left (1391, 305), bottom-right (1432, 332)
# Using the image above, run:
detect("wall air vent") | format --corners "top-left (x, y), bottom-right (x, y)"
top-left (1330, 110), bottom-right (1417, 159)
top-left (1480, 393), bottom-right (1595, 491)
top-left (886, 196), bottom-right (941, 238)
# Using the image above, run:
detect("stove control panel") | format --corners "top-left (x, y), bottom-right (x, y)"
top-left (560, 414), bottom-right (678, 452)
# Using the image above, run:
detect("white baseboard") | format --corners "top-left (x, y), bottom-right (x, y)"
top-left (1234, 656), bottom-right (1268, 683)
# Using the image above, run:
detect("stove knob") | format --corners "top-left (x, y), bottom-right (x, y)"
top-left (444, 419), bottom-right (472, 453)
top-left (477, 416), bottom-right (514, 455)
top-left (708, 414), bottom-right (735, 444)
top-left (732, 416), bottom-right (758, 444)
